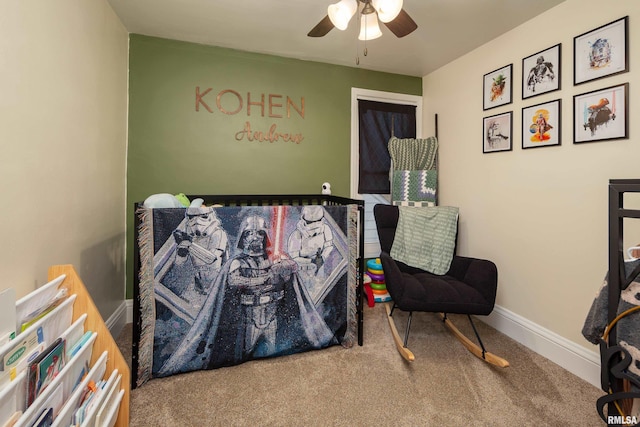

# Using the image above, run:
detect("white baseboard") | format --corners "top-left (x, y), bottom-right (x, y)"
top-left (105, 300), bottom-right (129, 340)
top-left (107, 299), bottom-right (135, 338)
top-left (480, 305), bottom-right (601, 388)
top-left (118, 297), bottom-right (601, 387)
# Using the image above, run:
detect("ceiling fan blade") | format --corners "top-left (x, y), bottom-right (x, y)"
top-left (383, 9), bottom-right (418, 38)
top-left (308, 15), bottom-right (335, 37)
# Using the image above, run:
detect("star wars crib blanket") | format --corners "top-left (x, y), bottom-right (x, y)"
top-left (134, 204), bottom-right (358, 387)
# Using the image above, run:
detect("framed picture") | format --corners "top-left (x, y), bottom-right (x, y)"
top-left (522, 99), bottom-right (561, 149)
top-left (483, 64), bottom-right (512, 110)
top-left (573, 82), bottom-right (628, 144)
top-left (522, 44), bottom-right (561, 99)
top-left (483, 111), bottom-right (513, 153)
top-left (574, 16), bottom-right (628, 85)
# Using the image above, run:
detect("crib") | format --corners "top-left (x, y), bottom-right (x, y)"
top-left (132, 194), bottom-right (364, 387)
top-left (583, 180), bottom-right (640, 422)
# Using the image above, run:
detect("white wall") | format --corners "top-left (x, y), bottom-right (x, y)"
top-left (423, 0), bottom-right (639, 370)
top-left (0, 1), bottom-right (129, 319)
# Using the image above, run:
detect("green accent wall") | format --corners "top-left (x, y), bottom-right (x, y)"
top-left (126, 34), bottom-right (421, 297)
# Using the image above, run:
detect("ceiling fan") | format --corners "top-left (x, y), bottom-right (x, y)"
top-left (307, 0), bottom-right (417, 40)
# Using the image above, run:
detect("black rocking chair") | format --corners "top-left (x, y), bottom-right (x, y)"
top-left (373, 204), bottom-right (509, 367)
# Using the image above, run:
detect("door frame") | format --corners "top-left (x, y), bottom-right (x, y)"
top-left (350, 87), bottom-right (423, 257)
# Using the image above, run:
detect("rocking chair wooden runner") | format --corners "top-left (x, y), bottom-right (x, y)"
top-left (373, 204), bottom-right (509, 367)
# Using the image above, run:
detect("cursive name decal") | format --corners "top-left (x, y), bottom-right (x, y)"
top-left (195, 87), bottom-right (305, 144)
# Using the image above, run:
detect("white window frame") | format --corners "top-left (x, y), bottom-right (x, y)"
top-left (350, 87), bottom-right (423, 258)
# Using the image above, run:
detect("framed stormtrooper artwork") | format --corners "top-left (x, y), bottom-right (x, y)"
top-left (482, 111), bottom-right (513, 153)
top-left (522, 44), bottom-right (561, 99)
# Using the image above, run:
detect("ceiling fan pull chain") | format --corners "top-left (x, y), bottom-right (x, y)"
top-left (363, 7), bottom-right (368, 57)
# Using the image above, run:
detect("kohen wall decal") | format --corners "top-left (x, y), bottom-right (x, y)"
top-left (195, 87), bottom-right (305, 144)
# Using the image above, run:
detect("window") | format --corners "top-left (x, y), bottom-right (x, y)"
top-left (350, 88), bottom-right (422, 258)
top-left (358, 99), bottom-right (417, 194)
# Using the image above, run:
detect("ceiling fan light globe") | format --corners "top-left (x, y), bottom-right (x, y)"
top-left (372, 0), bottom-right (403, 23)
top-left (358, 13), bottom-right (383, 41)
top-left (327, 0), bottom-right (358, 31)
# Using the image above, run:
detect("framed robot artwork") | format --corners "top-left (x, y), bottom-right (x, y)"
top-left (573, 16), bottom-right (628, 85)
top-left (522, 44), bottom-right (561, 100)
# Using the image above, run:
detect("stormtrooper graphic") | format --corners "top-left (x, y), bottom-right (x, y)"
top-left (172, 207), bottom-right (229, 294)
top-left (288, 206), bottom-right (334, 278)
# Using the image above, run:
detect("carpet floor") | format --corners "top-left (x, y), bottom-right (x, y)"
top-left (117, 303), bottom-right (604, 426)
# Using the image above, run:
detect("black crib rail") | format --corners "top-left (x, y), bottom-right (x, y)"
top-left (602, 180), bottom-right (640, 423)
top-left (188, 194), bottom-right (362, 207)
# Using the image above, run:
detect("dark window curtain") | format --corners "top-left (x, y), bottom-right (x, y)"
top-left (358, 100), bottom-right (416, 194)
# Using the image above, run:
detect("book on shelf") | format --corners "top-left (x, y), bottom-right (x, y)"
top-left (36, 338), bottom-right (65, 394)
top-left (25, 337), bottom-right (66, 408)
top-left (67, 331), bottom-right (93, 359)
top-left (14, 275), bottom-right (66, 337)
top-left (73, 378), bottom-right (107, 426)
top-left (19, 288), bottom-right (68, 333)
top-left (31, 407), bottom-right (53, 427)
top-left (2, 328), bottom-right (43, 377)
